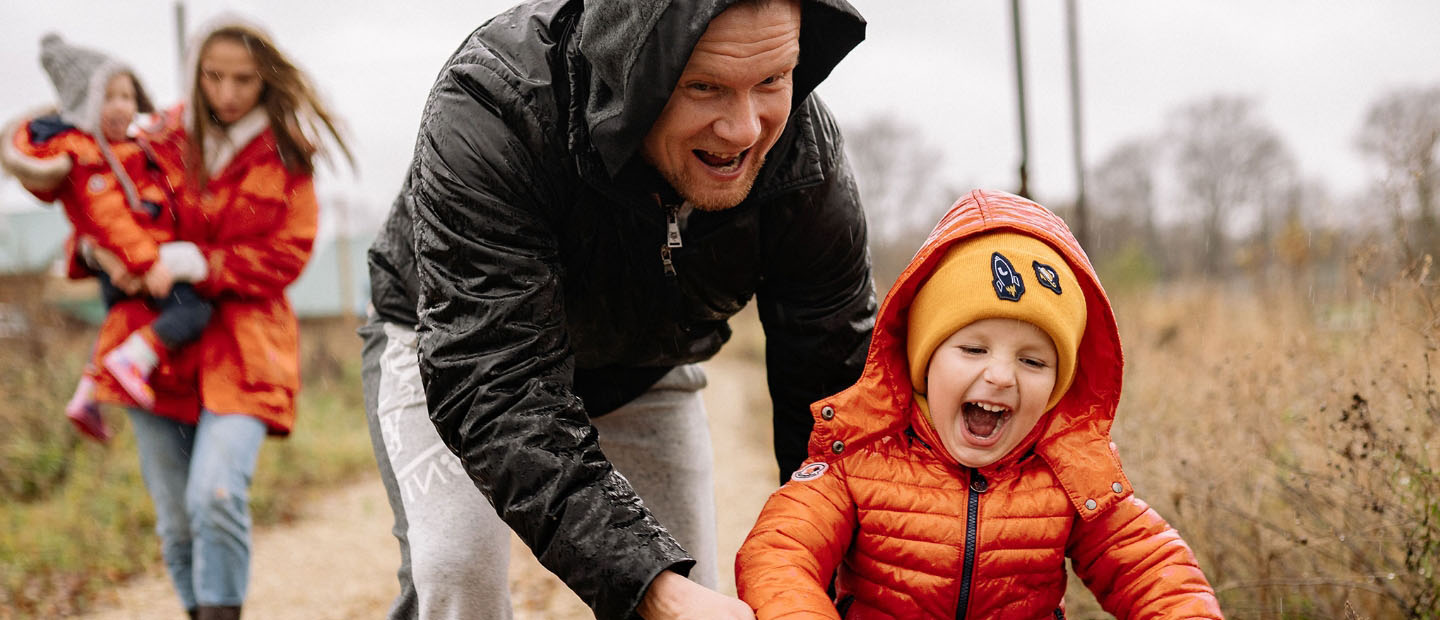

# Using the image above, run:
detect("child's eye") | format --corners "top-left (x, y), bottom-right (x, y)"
top-left (959, 345), bottom-right (986, 355)
top-left (1020, 357), bottom-right (1049, 369)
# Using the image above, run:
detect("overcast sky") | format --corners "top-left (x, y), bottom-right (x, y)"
top-left (2, 1), bottom-right (1438, 233)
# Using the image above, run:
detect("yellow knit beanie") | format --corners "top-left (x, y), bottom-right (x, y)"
top-left (906, 232), bottom-right (1087, 412)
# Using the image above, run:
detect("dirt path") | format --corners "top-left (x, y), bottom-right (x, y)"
top-left (80, 353), bottom-right (776, 619)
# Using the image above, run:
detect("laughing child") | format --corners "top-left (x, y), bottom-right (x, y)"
top-left (736, 190), bottom-right (1222, 618)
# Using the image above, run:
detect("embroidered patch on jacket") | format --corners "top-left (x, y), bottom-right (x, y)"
top-left (86, 174), bottom-right (108, 194)
top-left (791, 462), bottom-right (829, 482)
top-left (1033, 261), bottom-right (1062, 295)
top-left (992, 252), bottom-right (1025, 301)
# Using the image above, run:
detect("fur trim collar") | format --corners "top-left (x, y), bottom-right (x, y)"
top-left (0, 107), bottom-right (72, 193)
top-left (204, 106), bottom-right (269, 176)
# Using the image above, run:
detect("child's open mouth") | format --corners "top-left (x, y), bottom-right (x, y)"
top-left (694, 149), bottom-right (747, 174)
top-left (961, 401), bottom-right (1011, 442)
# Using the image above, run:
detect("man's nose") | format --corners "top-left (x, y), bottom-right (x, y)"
top-left (713, 94), bottom-right (762, 148)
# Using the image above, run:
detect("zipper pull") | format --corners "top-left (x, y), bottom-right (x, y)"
top-left (665, 204), bottom-right (683, 248)
top-left (660, 245), bottom-right (676, 277)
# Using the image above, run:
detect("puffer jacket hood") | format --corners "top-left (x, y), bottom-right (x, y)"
top-left (807, 189), bottom-right (1128, 519)
top-left (579, 0), bottom-right (865, 176)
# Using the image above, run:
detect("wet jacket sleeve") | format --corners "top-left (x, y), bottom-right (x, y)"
top-left (736, 463), bottom-right (855, 620)
top-left (1067, 495), bottom-right (1223, 618)
top-left (410, 59), bottom-right (691, 620)
top-left (195, 173), bottom-right (318, 299)
top-left (757, 107), bottom-right (877, 481)
top-left (62, 160), bottom-right (161, 274)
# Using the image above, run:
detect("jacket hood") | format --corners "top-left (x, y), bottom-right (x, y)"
top-left (807, 190), bottom-right (1131, 520)
top-left (578, 0), bottom-right (866, 177)
top-left (178, 13), bottom-right (275, 132)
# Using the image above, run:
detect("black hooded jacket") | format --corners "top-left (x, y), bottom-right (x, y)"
top-left (366, 0), bottom-right (872, 616)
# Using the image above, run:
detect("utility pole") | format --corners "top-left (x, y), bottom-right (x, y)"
top-left (1065, 0), bottom-right (1089, 248)
top-left (174, 1), bottom-right (187, 89)
top-left (1010, 0), bottom-right (1031, 199)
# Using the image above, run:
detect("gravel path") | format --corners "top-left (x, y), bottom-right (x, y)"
top-left (79, 354), bottom-right (776, 619)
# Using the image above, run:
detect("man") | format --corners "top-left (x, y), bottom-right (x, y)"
top-left (362, 0), bottom-right (872, 618)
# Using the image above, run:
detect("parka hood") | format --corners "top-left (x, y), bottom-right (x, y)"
top-left (807, 190), bottom-right (1131, 521)
top-left (578, 0), bottom-right (866, 177)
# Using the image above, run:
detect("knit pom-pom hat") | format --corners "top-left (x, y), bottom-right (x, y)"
top-left (39, 33), bottom-right (153, 136)
top-left (907, 231), bottom-right (1087, 412)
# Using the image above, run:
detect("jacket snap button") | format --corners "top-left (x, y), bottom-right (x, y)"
top-left (1084, 498), bottom-right (1098, 511)
top-left (831, 440), bottom-right (845, 454)
top-left (821, 406), bottom-right (835, 420)
top-left (970, 478), bottom-right (988, 493)
top-left (1112, 482), bottom-right (1124, 494)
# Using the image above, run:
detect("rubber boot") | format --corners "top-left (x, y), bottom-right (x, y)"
top-left (196, 605), bottom-right (241, 620)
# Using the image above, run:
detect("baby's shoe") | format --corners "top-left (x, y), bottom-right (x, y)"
top-left (65, 376), bottom-right (111, 442)
top-left (103, 332), bottom-right (159, 410)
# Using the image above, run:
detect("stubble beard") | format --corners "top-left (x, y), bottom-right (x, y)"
top-left (662, 151), bottom-right (768, 211)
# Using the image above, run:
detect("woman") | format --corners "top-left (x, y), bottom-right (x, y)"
top-left (87, 16), bottom-right (352, 620)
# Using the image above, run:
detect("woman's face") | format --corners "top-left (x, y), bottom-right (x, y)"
top-left (99, 73), bottom-right (138, 142)
top-left (199, 37), bottom-right (263, 125)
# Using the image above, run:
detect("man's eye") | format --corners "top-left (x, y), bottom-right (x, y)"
top-left (688, 82), bottom-right (713, 92)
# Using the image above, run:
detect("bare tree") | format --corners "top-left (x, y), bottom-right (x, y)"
top-left (1088, 137), bottom-right (1163, 272)
top-left (1356, 86), bottom-right (1440, 263)
top-left (1169, 96), bottom-right (1296, 275)
top-left (844, 115), bottom-right (950, 291)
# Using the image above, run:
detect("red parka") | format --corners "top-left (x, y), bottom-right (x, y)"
top-left (90, 105), bottom-right (317, 433)
top-left (737, 190), bottom-right (1221, 619)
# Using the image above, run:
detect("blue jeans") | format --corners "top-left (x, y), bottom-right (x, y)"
top-left (127, 408), bottom-right (266, 609)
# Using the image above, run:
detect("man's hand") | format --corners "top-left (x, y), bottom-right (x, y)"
top-left (143, 261), bottom-right (176, 298)
top-left (636, 570), bottom-right (755, 620)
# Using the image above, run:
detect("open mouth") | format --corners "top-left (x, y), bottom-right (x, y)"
top-left (693, 149), bottom-right (748, 174)
top-left (961, 401), bottom-right (1011, 441)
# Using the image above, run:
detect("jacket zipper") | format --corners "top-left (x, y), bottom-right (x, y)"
top-left (658, 199), bottom-right (684, 277)
top-left (955, 470), bottom-right (987, 620)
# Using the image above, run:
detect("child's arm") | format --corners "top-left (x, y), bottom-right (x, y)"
top-left (736, 461), bottom-right (856, 620)
top-left (1067, 495), bottom-right (1223, 618)
top-left (63, 159), bottom-right (161, 275)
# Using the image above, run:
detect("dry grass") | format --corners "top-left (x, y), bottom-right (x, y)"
top-left (1060, 270), bottom-right (1440, 618)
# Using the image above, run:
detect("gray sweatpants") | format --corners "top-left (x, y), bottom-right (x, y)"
top-left (361, 319), bottom-right (719, 620)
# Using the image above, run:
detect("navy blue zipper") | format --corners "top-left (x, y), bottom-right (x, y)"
top-left (955, 470), bottom-right (987, 619)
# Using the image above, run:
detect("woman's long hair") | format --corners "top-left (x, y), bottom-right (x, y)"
top-left (186, 23), bottom-right (354, 187)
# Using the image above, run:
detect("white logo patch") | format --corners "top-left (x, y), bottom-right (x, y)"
top-left (790, 461), bottom-right (829, 482)
top-left (86, 174), bottom-right (107, 194)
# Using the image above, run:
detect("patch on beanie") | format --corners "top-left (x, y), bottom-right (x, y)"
top-left (790, 461), bottom-right (829, 482)
top-left (1033, 261), bottom-right (1062, 295)
top-left (991, 252), bottom-right (1025, 301)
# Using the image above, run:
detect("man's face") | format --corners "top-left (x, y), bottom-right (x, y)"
top-left (640, 0), bottom-right (802, 211)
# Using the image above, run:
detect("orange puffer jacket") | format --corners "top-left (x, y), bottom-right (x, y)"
top-left (91, 106), bottom-right (317, 433)
top-left (3, 114), bottom-right (178, 277)
top-left (737, 190), bottom-right (1221, 619)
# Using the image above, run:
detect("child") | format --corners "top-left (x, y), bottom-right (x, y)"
top-left (736, 190), bottom-right (1222, 618)
top-left (0, 34), bottom-right (212, 441)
